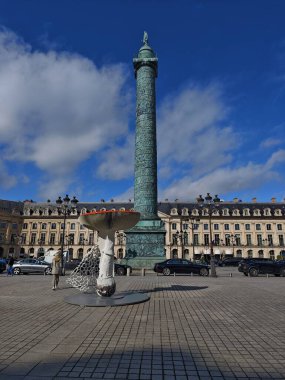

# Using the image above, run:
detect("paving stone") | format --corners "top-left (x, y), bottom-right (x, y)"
top-left (0, 271), bottom-right (284, 379)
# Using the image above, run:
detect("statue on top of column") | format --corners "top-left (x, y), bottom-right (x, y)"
top-left (143, 31), bottom-right (148, 45)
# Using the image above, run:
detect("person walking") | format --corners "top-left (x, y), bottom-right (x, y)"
top-left (51, 250), bottom-right (62, 290)
top-left (7, 256), bottom-right (15, 276)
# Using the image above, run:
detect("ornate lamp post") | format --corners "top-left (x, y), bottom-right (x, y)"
top-left (197, 193), bottom-right (220, 277)
top-left (56, 195), bottom-right (79, 275)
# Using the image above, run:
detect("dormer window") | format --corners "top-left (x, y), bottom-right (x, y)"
top-left (171, 208), bottom-right (178, 215)
top-left (182, 208), bottom-right (188, 216)
top-left (222, 208), bottom-right (229, 216)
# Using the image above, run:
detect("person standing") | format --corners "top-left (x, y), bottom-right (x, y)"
top-left (51, 250), bottom-right (62, 290)
top-left (7, 256), bottom-right (15, 276)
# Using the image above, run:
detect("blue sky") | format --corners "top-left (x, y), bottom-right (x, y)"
top-left (0, 0), bottom-right (284, 203)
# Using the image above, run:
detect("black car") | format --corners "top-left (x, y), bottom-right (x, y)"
top-left (115, 263), bottom-right (132, 276)
top-left (154, 259), bottom-right (209, 276)
top-left (238, 258), bottom-right (285, 277)
top-left (218, 257), bottom-right (243, 267)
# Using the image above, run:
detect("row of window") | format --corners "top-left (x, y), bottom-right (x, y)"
top-left (172, 233), bottom-right (285, 247)
top-left (172, 223), bottom-right (283, 231)
top-left (172, 208), bottom-right (283, 217)
top-left (22, 222), bottom-right (85, 230)
top-left (19, 232), bottom-right (94, 246)
top-left (172, 249), bottom-right (279, 260)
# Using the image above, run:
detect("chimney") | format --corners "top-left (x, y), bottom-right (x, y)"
top-left (271, 197), bottom-right (276, 203)
top-left (233, 197), bottom-right (239, 203)
top-left (252, 197), bottom-right (257, 203)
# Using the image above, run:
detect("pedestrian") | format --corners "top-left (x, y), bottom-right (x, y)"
top-left (51, 249), bottom-right (62, 290)
top-left (7, 255), bottom-right (15, 276)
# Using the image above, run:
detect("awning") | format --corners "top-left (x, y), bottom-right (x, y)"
top-left (225, 249), bottom-right (233, 255)
top-left (214, 249), bottom-right (221, 255)
top-left (204, 249), bottom-right (211, 255)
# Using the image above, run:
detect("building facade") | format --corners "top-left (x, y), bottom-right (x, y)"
top-left (0, 198), bottom-right (285, 262)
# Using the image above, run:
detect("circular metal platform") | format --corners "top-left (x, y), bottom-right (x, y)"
top-left (64, 291), bottom-right (150, 307)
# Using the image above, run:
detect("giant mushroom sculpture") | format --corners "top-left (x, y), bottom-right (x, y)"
top-left (65, 209), bottom-right (149, 307)
top-left (79, 210), bottom-right (140, 297)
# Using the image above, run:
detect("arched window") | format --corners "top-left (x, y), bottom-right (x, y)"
top-left (77, 248), bottom-right (83, 260)
top-left (269, 250), bottom-right (275, 260)
top-left (183, 249), bottom-right (189, 260)
top-left (172, 249), bottom-right (178, 259)
top-left (247, 250), bottom-right (253, 258)
top-left (51, 223), bottom-right (56, 229)
top-left (69, 248), bottom-right (74, 260)
top-left (236, 249), bottom-right (242, 257)
top-left (42, 223), bottom-right (47, 230)
top-left (258, 250), bottom-right (264, 258)
top-left (70, 223), bottom-right (76, 230)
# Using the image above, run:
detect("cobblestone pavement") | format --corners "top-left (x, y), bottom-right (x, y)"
top-left (0, 268), bottom-right (284, 380)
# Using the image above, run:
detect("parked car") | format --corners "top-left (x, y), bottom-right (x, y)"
top-left (154, 259), bottom-right (209, 276)
top-left (238, 258), bottom-right (285, 277)
top-left (13, 258), bottom-right (52, 275)
top-left (0, 258), bottom-right (7, 273)
top-left (218, 257), bottom-right (243, 267)
top-left (115, 263), bottom-right (132, 276)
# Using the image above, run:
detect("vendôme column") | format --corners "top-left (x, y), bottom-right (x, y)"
top-left (125, 32), bottom-right (165, 268)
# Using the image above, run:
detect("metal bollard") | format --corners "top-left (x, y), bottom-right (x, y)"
top-left (127, 267), bottom-right (131, 276)
top-left (174, 272), bottom-right (176, 277)
top-left (266, 274), bottom-right (269, 278)
top-left (141, 268), bottom-right (145, 276)
top-left (229, 273), bottom-right (232, 277)
top-left (191, 272), bottom-right (193, 277)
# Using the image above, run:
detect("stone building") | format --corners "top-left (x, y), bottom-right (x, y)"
top-left (0, 197), bottom-right (284, 262)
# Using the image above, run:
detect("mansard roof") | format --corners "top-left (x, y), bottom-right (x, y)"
top-left (20, 200), bottom-right (285, 217)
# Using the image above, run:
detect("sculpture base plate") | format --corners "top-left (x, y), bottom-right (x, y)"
top-left (64, 292), bottom-right (150, 307)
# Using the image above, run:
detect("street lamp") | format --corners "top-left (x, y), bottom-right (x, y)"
top-left (56, 195), bottom-right (79, 274)
top-left (116, 232), bottom-right (126, 260)
top-left (173, 230), bottom-right (188, 259)
top-left (196, 193), bottom-right (220, 277)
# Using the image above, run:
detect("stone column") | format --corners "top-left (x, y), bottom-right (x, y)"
top-left (133, 34), bottom-right (158, 220)
top-left (125, 33), bottom-right (165, 268)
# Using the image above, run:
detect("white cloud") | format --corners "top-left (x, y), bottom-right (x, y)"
top-left (96, 133), bottom-right (134, 180)
top-left (0, 159), bottom-right (17, 189)
top-left (114, 186), bottom-right (134, 202)
top-left (0, 29), bottom-right (131, 194)
top-left (260, 138), bottom-right (282, 148)
top-left (157, 83), bottom-right (238, 177)
top-left (160, 151), bottom-right (285, 201)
